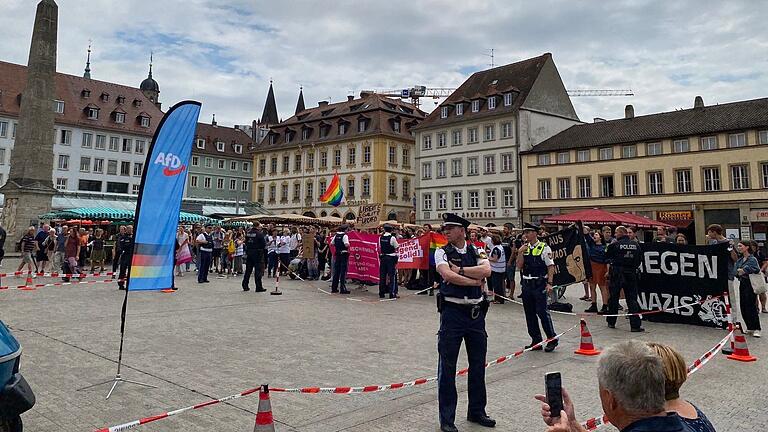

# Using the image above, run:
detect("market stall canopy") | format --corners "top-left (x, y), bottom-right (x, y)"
top-left (542, 208), bottom-right (673, 229)
top-left (225, 213), bottom-right (321, 226)
top-left (39, 208), bottom-right (214, 225)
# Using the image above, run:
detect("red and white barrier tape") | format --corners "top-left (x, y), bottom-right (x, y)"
top-left (0, 271), bottom-right (116, 279)
top-left (94, 386), bottom-right (262, 432)
top-left (496, 292), bottom-right (722, 319)
top-left (95, 323), bottom-right (579, 431)
top-left (580, 330), bottom-right (735, 431)
top-left (0, 278), bottom-right (118, 291)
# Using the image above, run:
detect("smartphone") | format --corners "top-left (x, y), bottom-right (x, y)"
top-left (545, 372), bottom-right (563, 418)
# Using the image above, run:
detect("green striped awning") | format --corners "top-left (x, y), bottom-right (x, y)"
top-left (40, 207), bottom-right (212, 224)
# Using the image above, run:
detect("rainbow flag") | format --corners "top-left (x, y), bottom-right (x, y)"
top-left (428, 232), bottom-right (447, 266)
top-left (320, 173), bottom-right (344, 207)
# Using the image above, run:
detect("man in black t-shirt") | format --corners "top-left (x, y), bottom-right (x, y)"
top-left (0, 225), bottom-right (7, 266)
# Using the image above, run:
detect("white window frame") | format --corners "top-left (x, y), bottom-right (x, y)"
top-left (81, 132), bottom-right (93, 149)
top-left (675, 169), bottom-right (692, 193)
top-left (538, 154), bottom-right (551, 165)
top-left (759, 130), bottom-right (768, 145)
top-left (648, 171), bottom-right (663, 195)
top-left (558, 178), bottom-right (571, 199)
top-left (422, 162), bottom-right (432, 180)
top-left (488, 97), bottom-right (496, 110)
top-left (230, 179), bottom-right (237, 190)
top-left (190, 175), bottom-right (198, 188)
top-left (217, 178), bottom-right (225, 190)
top-left (504, 93), bottom-right (513, 106)
top-left (576, 149), bottom-right (590, 162)
top-left (140, 116), bottom-right (150, 128)
top-left (437, 192), bottom-right (447, 210)
top-left (93, 158), bottom-right (104, 174)
top-left (468, 127), bottom-right (478, 143)
top-left (57, 154), bottom-right (69, 170)
top-left (485, 189), bottom-right (496, 208)
top-left (557, 152), bottom-right (570, 164)
top-left (436, 160), bottom-right (446, 178)
top-left (451, 158), bottom-right (462, 177)
top-left (731, 164), bottom-right (749, 190)
top-left (54, 100), bottom-right (65, 114)
top-left (114, 112), bottom-right (125, 124)
top-left (55, 178), bottom-right (67, 190)
top-left (79, 156), bottom-right (91, 172)
top-left (538, 179), bottom-right (551, 200)
top-left (646, 142), bottom-right (662, 156)
top-left (196, 139), bottom-right (205, 149)
top-left (483, 154), bottom-right (495, 174)
top-left (468, 191), bottom-right (479, 209)
top-left (133, 163), bottom-right (143, 177)
top-left (422, 134), bottom-right (432, 150)
top-left (468, 157), bottom-right (479, 176)
top-left (578, 177), bottom-right (591, 198)
top-left (599, 147), bottom-right (613, 160)
top-left (216, 141), bottom-right (225, 152)
top-left (437, 132), bottom-right (447, 148)
top-left (501, 122), bottom-right (512, 138)
top-left (472, 100), bottom-right (480, 112)
top-left (623, 173), bottom-right (638, 196)
top-left (484, 124), bottom-right (495, 141)
top-left (621, 145), bottom-right (636, 159)
top-left (455, 103), bottom-right (463, 116)
top-left (673, 139), bottom-right (690, 153)
top-left (452, 191), bottom-right (463, 210)
top-left (423, 193), bottom-right (433, 211)
top-left (700, 136), bottom-right (718, 150)
top-left (441, 107), bottom-right (449, 118)
top-left (501, 153), bottom-right (514, 172)
top-left (600, 175), bottom-right (614, 197)
top-left (703, 167), bottom-right (721, 192)
top-left (728, 133), bottom-right (746, 148)
top-left (502, 188), bottom-right (514, 207)
top-left (452, 130), bottom-right (462, 146)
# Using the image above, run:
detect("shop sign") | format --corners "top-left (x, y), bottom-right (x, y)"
top-left (750, 210), bottom-right (768, 222)
top-left (657, 210), bottom-right (693, 221)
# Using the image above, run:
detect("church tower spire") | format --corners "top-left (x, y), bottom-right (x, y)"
top-left (260, 79), bottom-right (279, 126)
top-left (140, 52), bottom-right (160, 108)
top-left (295, 86), bottom-right (305, 114)
top-left (83, 41), bottom-right (91, 79)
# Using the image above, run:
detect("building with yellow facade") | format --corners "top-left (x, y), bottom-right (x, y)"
top-left (521, 97), bottom-right (768, 245)
top-left (251, 91), bottom-right (424, 220)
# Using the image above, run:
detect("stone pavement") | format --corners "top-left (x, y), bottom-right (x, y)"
top-left (0, 259), bottom-right (765, 432)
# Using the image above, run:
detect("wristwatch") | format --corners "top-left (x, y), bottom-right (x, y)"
top-left (459, 267), bottom-right (465, 276)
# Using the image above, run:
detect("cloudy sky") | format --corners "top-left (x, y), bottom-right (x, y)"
top-left (2, 0), bottom-right (766, 127)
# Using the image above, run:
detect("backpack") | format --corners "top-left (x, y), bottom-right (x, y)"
top-left (227, 240), bottom-right (236, 254)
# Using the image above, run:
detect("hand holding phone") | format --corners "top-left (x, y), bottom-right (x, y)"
top-left (545, 372), bottom-right (563, 418)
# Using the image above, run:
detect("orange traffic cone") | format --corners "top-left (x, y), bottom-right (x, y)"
top-left (726, 334), bottom-right (757, 362)
top-left (253, 384), bottom-right (275, 431)
top-left (574, 319), bottom-right (601, 356)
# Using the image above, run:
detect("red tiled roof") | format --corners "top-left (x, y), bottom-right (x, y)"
top-left (194, 122), bottom-right (253, 160)
top-left (0, 60), bottom-right (163, 137)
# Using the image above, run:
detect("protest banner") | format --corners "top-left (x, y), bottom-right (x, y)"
top-left (638, 242), bottom-right (729, 328)
top-left (346, 231), bottom-right (380, 283)
top-left (357, 203), bottom-right (384, 230)
top-left (397, 237), bottom-right (425, 269)
top-left (542, 223), bottom-right (591, 287)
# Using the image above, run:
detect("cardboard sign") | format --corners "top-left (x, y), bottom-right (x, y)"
top-left (357, 203), bottom-right (384, 230)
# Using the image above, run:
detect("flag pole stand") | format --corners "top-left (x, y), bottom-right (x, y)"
top-left (77, 286), bottom-right (156, 399)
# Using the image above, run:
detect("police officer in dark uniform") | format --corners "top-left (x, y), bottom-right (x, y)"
top-left (197, 225), bottom-right (214, 284)
top-left (117, 225), bottom-right (134, 290)
top-left (435, 213), bottom-right (495, 432)
top-left (378, 223), bottom-right (399, 299)
top-left (605, 225), bottom-right (645, 332)
top-left (242, 222), bottom-right (267, 292)
top-left (516, 223), bottom-right (558, 352)
top-left (331, 224), bottom-right (351, 294)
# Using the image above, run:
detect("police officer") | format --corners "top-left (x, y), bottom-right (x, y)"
top-left (196, 225), bottom-right (214, 284)
top-left (331, 224), bottom-right (351, 294)
top-left (605, 225), bottom-right (645, 332)
top-left (435, 213), bottom-right (495, 432)
top-left (378, 223), bottom-right (399, 299)
top-left (516, 223), bottom-right (558, 352)
top-left (117, 225), bottom-right (134, 290)
top-left (242, 222), bottom-right (267, 292)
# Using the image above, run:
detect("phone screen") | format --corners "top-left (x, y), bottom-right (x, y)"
top-left (545, 372), bottom-right (563, 417)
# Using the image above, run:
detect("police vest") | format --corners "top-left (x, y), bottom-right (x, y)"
top-left (379, 234), bottom-right (396, 255)
top-left (439, 244), bottom-right (483, 300)
top-left (119, 235), bottom-right (134, 255)
top-left (200, 233), bottom-right (214, 251)
top-left (334, 233), bottom-right (348, 254)
top-left (610, 237), bottom-right (641, 271)
top-left (245, 230), bottom-right (264, 252)
top-left (522, 242), bottom-right (548, 277)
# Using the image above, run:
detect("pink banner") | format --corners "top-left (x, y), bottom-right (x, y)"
top-left (346, 232), bottom-right (380, 284)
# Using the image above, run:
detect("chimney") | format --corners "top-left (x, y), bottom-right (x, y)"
top-left (593, 117), bottom-right (606, 123)
top-left (318, 101), bottom-right (329, 107)
top-left (694, 96), bottom-right (704, 108)
top-left (624, 104), bottom-right (634, 119)
top-left (347, 95), bottom-right (354, 101)
top-left (212, 113), bottom-right (217, 126)
top-left (360, 90), bottom-right (373, 98)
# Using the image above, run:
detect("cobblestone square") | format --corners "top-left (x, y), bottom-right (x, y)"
top-left (1, 260), bottom-right (765, 431)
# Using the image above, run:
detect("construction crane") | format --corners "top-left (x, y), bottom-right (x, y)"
top-left (367, 86), bottom-right (633, 108)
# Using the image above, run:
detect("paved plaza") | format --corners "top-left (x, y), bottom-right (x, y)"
top-left (1, 258), bottom-right (766, 432)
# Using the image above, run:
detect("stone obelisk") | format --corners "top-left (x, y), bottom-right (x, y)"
top-left (1, 0), bottom-right (58, 240)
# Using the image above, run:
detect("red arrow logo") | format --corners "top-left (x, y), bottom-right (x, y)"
top-left (163, 164), bottom-right (186, 177)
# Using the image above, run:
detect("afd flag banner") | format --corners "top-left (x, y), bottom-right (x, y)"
top-left (128, 101), bottom-right (201, 291)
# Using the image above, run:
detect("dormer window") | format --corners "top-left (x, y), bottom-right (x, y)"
top-left (302, 128), bottom-right (311, 140)
top-left (393, 120), bottom-right (401, 132)
top-left (339, 123), bottom-right (347, 135)
top-left (234, 144), bottom-right (242, 154)
top-left (216, 141), bottom-right (225, 152)
top-left (117, 95), bottom-right (125, 104)
top-left (139, 116), bottom-right (150, 128)
top-left (133, 99), bottom-right (142, 107)
top-left (100, 93), bottom-right (109, 102)
top-left (285, 131), bottom-right (292, 144)
top-left (472, 100), bottom-right (480, 112)
top-left (196, 139), bottom-right (205, 149)
top-left (81, 89), bottom-right (91, 98)
top-left (504, 93), bottom-right (513, 106)
top-left (269, 134), bottom-right (276, 145)
top-left (86, 106), bottom-right (99, 120)
top-left (114, 112), bottom-right (126, 123)
top-left (488, 96), bottom-right (496, 110)
top-left (53, 100), bottom-right (65, 114)
top-left (441, 106), bottom-right (449, 118)
top-left (455, 103), bottom-right (463, 116)
top-left (319, 124), bottom-right (330, 138)
top-left (357, 119), bottom-right (367, 132)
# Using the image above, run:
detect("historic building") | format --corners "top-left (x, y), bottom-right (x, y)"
top-left (520, 97), bottom-right (768, 245)
top-left (251, 89), bottom-right (425, 220)
top-left (0, 60), bottom-right (163, 198)
top-left (414, 53), bottom-right (580, 227)
top-left (186, 117), bottom-right (253, 205)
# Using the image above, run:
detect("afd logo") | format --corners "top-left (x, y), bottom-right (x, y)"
top-left (154, 152), bottom-right (187, 177)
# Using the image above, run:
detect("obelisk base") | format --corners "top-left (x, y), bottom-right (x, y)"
top-left (1, 180), bottom-right (56, 242)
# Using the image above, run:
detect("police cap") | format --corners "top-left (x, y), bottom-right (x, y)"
top-left (382, 223), bottom-right (393, 232)
top-left (441, 213), bottom-right (470, 229)
top-left (522, 222), bottom-right (540, 232)
top-left (338, 224), bottom-right (349, 231)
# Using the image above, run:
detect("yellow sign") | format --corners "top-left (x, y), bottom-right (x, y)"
top-left (657, 211), bottom-right (693, 221)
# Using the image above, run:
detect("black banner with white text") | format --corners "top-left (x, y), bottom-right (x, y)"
top-left (638, 242), bottom-right (729, 328)
top-left (542, 223), bottom-right (592, 287)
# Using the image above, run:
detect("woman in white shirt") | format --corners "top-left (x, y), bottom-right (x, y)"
top-left (266, 228), bottom-right (278, 278)
top-left (488, 235), bottom-right (507, 304)
top-left (277, 229), bottom-right (292, 276)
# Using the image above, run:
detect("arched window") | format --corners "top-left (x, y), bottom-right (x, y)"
top-left (344, 212), bottom-right (355, 221)
top-left (387, 211), bottom-right (397, 221)
top-left (320, 210), bottom-right (328, 217)
top-left (303, 211), bottom-right (317, 218)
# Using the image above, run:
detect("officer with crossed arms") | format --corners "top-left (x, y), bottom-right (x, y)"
top-left (434, 213), bottom-right (495, 432)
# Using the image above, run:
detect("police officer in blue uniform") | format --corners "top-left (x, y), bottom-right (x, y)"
top-left (196, 225), bottom-right (214, 284)
top-left (117, 225), bottom-right (134, 290)
top-left (435, 213), bottom-right (495, 432)
top-left (378, 223), bottom-right (399, 299)
top-left (516, 223), bottom-right (558, 352)
top-left (605, 225), bottom-right (645, 332)
top-left (242, 222), bottom-right (267, 292)
top-left (331, 224), bottom-right (351, 294)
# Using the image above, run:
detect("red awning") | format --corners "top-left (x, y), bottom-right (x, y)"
top-left (542, 208), bottom-right (673, 229)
